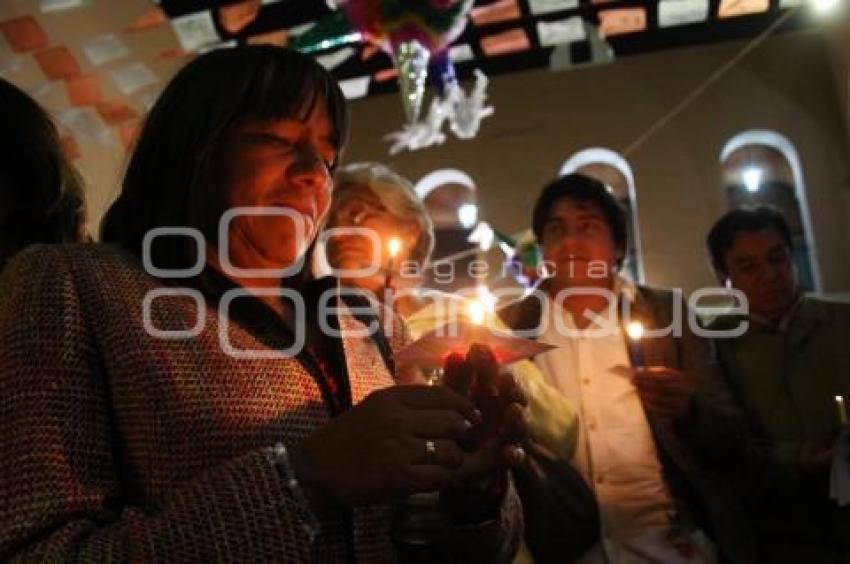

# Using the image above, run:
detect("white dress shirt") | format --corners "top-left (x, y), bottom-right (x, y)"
top-left (533, 283), bottom-right (716, 563)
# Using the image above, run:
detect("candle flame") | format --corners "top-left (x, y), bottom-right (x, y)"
top-left (467, 300), bottom-right (486, 326)
top-left (626, 321), bottom-right (644, 340)
top-left (387, 237), bottom-right (402, 258)
top-left (476, 285), bottom-right (497, 313)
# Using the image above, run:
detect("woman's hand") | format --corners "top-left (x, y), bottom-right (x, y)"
top-left (442, 343), bottom-right (528, 484)
top-left (293, 385), bottom-right (481, 507)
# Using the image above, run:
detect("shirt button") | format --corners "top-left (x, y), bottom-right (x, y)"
top-left (588, 422), bottom-right (597, 431)
top-left (582, 378), bottom-right (590, 386)
top-left (596, 474), bottom-right (605, 484)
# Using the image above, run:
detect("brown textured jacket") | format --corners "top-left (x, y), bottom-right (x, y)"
top-left (498, 284), bottom-right (759, 564)
top-left (0, 244), bottom-right (519, 562)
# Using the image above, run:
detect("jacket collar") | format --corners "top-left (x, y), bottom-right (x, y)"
top-left (497, 276), bottom-right (647, 338)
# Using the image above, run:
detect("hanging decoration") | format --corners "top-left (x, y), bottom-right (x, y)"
top-left (503, 230), bottom-right (543, 288)
top-left (292, 0), bottom-right (495, 154)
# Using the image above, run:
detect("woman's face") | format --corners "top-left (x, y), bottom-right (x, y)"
top-left (325, 189), bottom-right (420, 294)
top-left (217, 102), bottom-right (337, 275)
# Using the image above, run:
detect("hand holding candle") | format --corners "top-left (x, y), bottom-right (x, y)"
top-left (628, 320), bottom-right (695, 425)
top-left (441, 344), bottom-right (528, 480)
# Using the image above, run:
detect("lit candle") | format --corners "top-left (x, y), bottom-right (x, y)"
top-left (836, 395), bottom-right (848, 426)
top-left (467, 299), bottom-right (487, 327)
top-left (465, 289), bottom-right (490, 352)
top-left (625, 321), bottom-right (645, 368)
top-left (385, 237), bottom-right (402, 293)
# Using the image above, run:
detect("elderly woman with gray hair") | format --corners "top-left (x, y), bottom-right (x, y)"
top-left (321, 161), bottom-right (435, 317)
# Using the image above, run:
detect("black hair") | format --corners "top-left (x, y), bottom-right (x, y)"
top-left (0, 78), bottom-right (86, 270)
top-left (532, 173), bottom-right (628, 266)
top-left (706, 205), bottom-right (793, 278)
top-left (100, 46), bottom-right (349, 274)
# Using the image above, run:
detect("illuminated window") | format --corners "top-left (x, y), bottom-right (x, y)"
top-left (720, 130), bottom-right (820, 291)
top-left (415, 169), bottom-right (479, 291)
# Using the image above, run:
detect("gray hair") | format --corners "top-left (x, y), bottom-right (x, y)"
top-left (332, 162), bottom-right (435, 265)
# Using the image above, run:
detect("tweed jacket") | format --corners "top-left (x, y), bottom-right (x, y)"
top-left (0, 244), bottom-right (519, 562)
top-left (498, 284), bottom-right (759, 564)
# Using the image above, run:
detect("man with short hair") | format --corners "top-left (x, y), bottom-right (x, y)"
top-left (500, 173), bottom-right (755, 563)
top-left (707, 206), bottom-right (850, 562)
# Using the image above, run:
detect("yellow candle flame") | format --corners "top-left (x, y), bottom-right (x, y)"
top-left (467, 300), bottom-right (486, 326)
top-left (626, 321), bottom-right (644, 341)
top-left (387, 237), bottom-right (402, 258)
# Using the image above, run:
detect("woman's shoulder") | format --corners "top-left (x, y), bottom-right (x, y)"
top-left (3, 243), bottom-right (152, 294)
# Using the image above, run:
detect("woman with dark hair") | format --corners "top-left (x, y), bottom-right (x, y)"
top-left (0, 77), bottom-right (87, 271)
top-left (0, 47), bottom-right (524, 561)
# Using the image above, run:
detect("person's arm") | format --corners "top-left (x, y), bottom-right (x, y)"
top-left (671, 305), bottom-right (751, 466)
top-left (486, 315), bottom-right (578, 463)
top-left (512, 358), bottom-right (578, 462)
top-left (0, 247), bottom-right (323, 561)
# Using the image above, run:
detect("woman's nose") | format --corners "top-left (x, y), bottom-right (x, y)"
top-left (290, 142), bottom-right (330, 189)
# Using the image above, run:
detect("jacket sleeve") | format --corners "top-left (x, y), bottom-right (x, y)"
top-left (512, 358), bottom-right (579, 463)
top-left (674, 301), bottom-right (751, 468)
top-left (0, 246), bottom-right (322, 562)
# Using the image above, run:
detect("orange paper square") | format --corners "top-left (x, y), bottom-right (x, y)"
top-left (35, 46), bottom-right (81, 80)
top-left (65, 73), bottom-right (102, 106)
top-left (718, 0), bottom-right (770, 18)
top-left (0, 16), bottom-right (49, 53)
top-left (470, 0), bottom-right (521, 26)
top-left (125, 7), bottom-right (166, 32)
top-left (219, 0), bottom-right (261, 34)
top-left (117, 120), bottom-right (140, 150)
top-left (96, 101), bottom-right (138, 125)
top-left (480, 28), bottom-right (530, 56)
top-left (598, 8), bottom-right (647, 37)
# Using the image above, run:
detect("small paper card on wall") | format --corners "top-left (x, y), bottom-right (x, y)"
top-left (65, 72), bottom-right (103, 106)
top-left (35, 46), bottom-right (81, 80)
top-left (84, 34), bottom-right (130, 66)
top-left (39, 0), bottom-right (89, 13)
top-left (0, 16), bottom-right (49, 53)
top-left (536, 17), bottom-right (586, 47)
top-left (110, 62), bottom-right (157, 95)
top-left (170, 11), bottom-right (220, 52)
top-left (527, 0), bottom-right (579, 15)
top-left (658, 0), bottom-right (709, 27)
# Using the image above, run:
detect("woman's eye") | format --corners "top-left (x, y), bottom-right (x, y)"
top-left (265, 134), bottom-right (294, 147)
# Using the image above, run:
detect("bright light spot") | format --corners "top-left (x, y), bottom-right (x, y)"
top-left (467, 221), bottom-right (494, 251)
top-left (458, 204), bottom-right (478, 229)
top-left (387, 237), bottom-right (402, 258)
top-left (742, 167), bottom-right (763, 193)
top-left (476, 285), bottom-right (497, 312)
top-left (467, 300), bottom-right (486, 326)
top-left (811, 0), bottom-right (839, 13)
top-left (626, 321), bottom-right (644, 341)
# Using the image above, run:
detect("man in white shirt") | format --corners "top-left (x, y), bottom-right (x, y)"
top-left (500, 174), bottom-right (757, 563)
